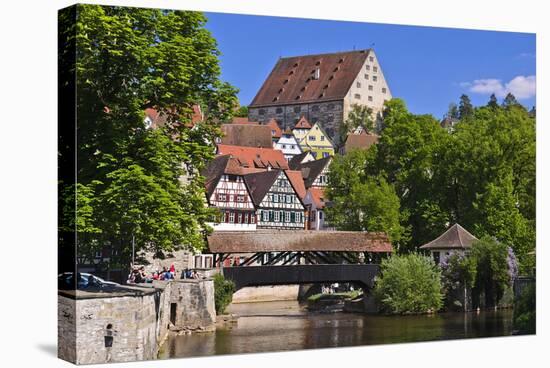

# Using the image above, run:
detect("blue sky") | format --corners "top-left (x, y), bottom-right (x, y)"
top-left (204, 12), bottom-right (536, 118)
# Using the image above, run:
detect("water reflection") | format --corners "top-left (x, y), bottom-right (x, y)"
top-left (159, 301), bottom-right (514, 359)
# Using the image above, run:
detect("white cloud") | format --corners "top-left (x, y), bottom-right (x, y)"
top-left (460, 75), bottom-right (536, 100)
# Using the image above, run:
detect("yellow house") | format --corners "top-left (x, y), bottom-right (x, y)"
top-left (299, 122), bottom-right (335, 159)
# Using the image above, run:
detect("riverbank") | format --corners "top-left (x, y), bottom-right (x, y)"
top-left (158, 300), bottom-right (515, 359)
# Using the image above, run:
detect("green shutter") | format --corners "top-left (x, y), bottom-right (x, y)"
top-left (269, 210), bottom-right (274, 222)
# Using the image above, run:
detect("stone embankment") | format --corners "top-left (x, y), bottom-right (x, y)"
top-left (58, 279), bottom-right (215, 364)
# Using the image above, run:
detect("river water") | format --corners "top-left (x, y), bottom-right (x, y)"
top-left (159, 301), bottom-right (514, 359)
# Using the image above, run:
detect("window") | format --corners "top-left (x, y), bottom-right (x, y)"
top-left (368, 85), bottom-right (373, 91)
top-left (262, 210), bottom-right (269, 221)
top-left (369, 56), bottom-right (374, 62)
top-left (327, 114), bottom-right (334, 122)
top-left (276, 107), bottom-right (283, 114)
top-left (364, 74), bottom-right (369, 80)
top-left (259, 109), bottom-right (266, 115)
top-left (229, 212), bottom-right (235, 223)
top-left (296, 212), bottom-right (302, 223)
top-left (217, 193), bottom-right (227, 202)
top-left (250, 213), bottom-right (256, 223)
top-left (382, 87), bottom-right (387, 94)
top-left (323, 152), bottom-right (330, 158)
top-left (309, 135), bottom-right (316, 141)
top-left (319, 211), bottom-right (323, 220)
top-left (274, 211), bottom-right (280, 222)
top-left (244, 213), bottom-right (249, 224)
top-left (237, 213), bottom-right (242, 223)
top-left (366, 65), bottom-right (370, 71)
top-left (282, 144), bottom-right (287, 149)
top-left (312, 105), bottom-right (319, 112)
top-left (229, 195), bottom-right (234, 202)
top-left (373, 66), bottom-right (378, 73)
top-left (95, 251), bottom-right (102, 258)
top-left (286, 195), bottom-right (292, 204)
top-left (368, 96), bottom-right (373, 102)
top-left (354, 93), bottom-right (361, 99)
top-left (373, 76), bottom-right (378, 82)
top-left (294, 106), bottom-right (301, 113)
top-left (433, 251), bottom-right (440, 264)
top-left (236, 195), bottom-right (245, 202)
top-left (327, 103), bottom-right (334, 110)
top-left (285, 211), bottom-right (291, 223)
top-left (274, 194), bottom-right (279, 203)
top-left (320, 136), bottom-right (325, 141)
top-left (356, 82), bottom-right (361, 88)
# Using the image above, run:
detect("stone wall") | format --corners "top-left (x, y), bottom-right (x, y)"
top-left (249, 100), bottom-right (345, 143)
top-left (232, 285), bottom-right (299, 303)
top-left (58, 280), bottom-right (216, 364)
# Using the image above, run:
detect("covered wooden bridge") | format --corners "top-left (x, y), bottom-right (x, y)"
top-left (206, 230), bottom-right (393, 291)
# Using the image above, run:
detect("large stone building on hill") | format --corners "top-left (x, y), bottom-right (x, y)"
top-left (248, 49), bottom-right (392, 144)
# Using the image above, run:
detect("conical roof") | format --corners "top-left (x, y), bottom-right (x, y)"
top-left (419, 224), bottom-right (478, 250)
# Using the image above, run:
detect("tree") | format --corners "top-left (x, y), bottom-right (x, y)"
top-left (326, 149), bottom-right (405, 244)
top-left (60, 5), bottom-right (239, 272)
top-left (340, 104), bottom-right (375, 142)
top-left (502, 92), bottom-right (519, 108)
top-left (440, 253), bottom-right (476, 310)
top-left (469, 237), bottom-right (515, 308)
top-left (487, 93), bottom-right (499, 109)
top-left (458, 94), bottom-right (474, 120)
top-left (374, 253), bottom-right (443, 314)
top-left (446, 102), bottom-right (459, 120)
top-left (513, 282), bottom-right (536, 334)
top-left (233, 105), bottom-right (249, 118)
top-left (213, 273), bottom-right (235, 314)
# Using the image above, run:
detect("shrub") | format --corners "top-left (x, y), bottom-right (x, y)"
top-left (440, 253), bottom-right (476, 311)
top-left (213, 273), bottom-right (235, 314)
top-left (374, 253), bottom-right (443, 314)
top-left (513, 282), bottom-right (536, 334)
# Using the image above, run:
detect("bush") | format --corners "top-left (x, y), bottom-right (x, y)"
top-left (440, 253), bottom-right (476, 311)
top-left (513, 282), bottom-right (536, 334)
top-left (213, 273), bottom-right (235, 314)
top-left (375, 253), bottom-right (443, 314)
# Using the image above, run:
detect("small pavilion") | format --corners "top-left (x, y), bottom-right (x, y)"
top-left (419, 224), bottom-right (478, 265)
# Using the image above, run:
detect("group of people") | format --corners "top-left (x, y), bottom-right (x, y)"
top-left (181, 268), bottom-right (201, 279)
top-left (128, 264), bottom-right (176, 284)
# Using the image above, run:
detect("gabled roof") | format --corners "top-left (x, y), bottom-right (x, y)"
top-left (293, 116), bottom-right (312, 129)
top-left (265, 118), bottom-right (283, 138)
top-left (242, 170), bottom-right (281, 206)
top-left (419, 224), bottom-right (478, 250)
top-left (216, 145), bottom-right (289, 170)
top-left (202, 155), bottom-right (264, 198)
top-left (343, 133), bottom-right (379, 152)
top-left (207, 230), bottom-right (393, 253)
top-left (300, 156), bottom-right (332, 188)
top-left (288, 151), bottom-right (313, 170)
top-left (303, 122), bottom-right (335, 147)
top-left (250, 49), bottom-right (371, 107)
top-left (286, 170), bottom-right (307, 201)
top-left (220, 124), bottom-right (273, 148)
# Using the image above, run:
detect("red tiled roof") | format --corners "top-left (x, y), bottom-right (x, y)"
top-left (216, 144), bottom-right (289, 170)
top-left (419, 224), bottom-right (478, 250)
top-left (250, 49), bottom-right (371, 107)
top-left (308, 187), bottom-right (326, 209)
top-left (286, 170), bottom-right (307, 201)
top-left (231, 117), bottom-right (259, 125)
top-left (294, 116), bottom-right (312, 129)
top-left (343, 133), bottom-right (379, 152)
top-left (207, 230), bottom-right (393, 253)
top-left (202, 155), bottom-right (264, 198)
top-left (265, 118), bottom-right (283, 138)
top-left (220, 124), bottom-right (273, 148)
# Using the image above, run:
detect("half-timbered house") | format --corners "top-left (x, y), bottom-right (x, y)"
top-left (298, 156), bottom-right (332, 189)
top-left (244, 170), bottom-right (307, 230)
top-left (203, 155), bottom-right (263, 231)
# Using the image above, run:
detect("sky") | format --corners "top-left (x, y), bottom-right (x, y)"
top-left (204, 12), bottom-right (536, 119)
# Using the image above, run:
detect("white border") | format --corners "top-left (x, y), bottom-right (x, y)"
top-left (0, 1), bottom-right (546, 367)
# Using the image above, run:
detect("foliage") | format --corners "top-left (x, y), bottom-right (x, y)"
top-left (340, 104), bottom-right (375, 140)
top-left (440, 253), bottom-right (476, 310)
top-left (374, 253), bottom-right (443, 314)
top-left (213, 273), bottom-right (235, 314)
top-left (458, 94), bottom-right (474, 120)
top-left (513, 282), bottom-right (536, 334)
top-left (469, 237), bottom-right (515, 308)
top-left (59, 5), bottom-right (239, 269)
top-left (233, 105), bottom-right (249, 118)
top-left (326, 150), bottom-right (405, 244)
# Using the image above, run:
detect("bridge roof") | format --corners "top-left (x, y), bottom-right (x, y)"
top-left (207, 230), bottom-right (393, 253)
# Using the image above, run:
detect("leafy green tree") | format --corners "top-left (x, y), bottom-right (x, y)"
top-left (440, 253), bottom-right (476, 310)
top-left (213, 273), bottom-right (235, 314)
top-left (341, 104), bottom-right (375, 139)
top-left (458, 94), bottom-right (474, 120)
top-left (326, 150), bottom-right (405, 244)
top-left (233, 105), bottom-right (249, 118)
top-left (446, 102), bottom-right (459, 120)
top-left (469, 237), bottom-right (513, 308)
top-left (59, 5), bottom-right (239, 272)
top-left (375, 253), bottom-right (443, 314)
top-left (513, 282), bottom-right (536, 334)
top-left (487, 93), bottom-right (499, 109)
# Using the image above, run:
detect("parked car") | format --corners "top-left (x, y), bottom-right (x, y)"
top-left (58, 272), bottom-right (120, 290)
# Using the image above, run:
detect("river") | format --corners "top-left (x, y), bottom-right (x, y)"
top-left (159, 300), bottom-right (514, 358)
